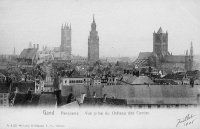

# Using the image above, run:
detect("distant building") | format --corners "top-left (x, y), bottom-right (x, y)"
top-left (71, 55), bottom-right (87, 63)
top-left (18, 44), bottom-right (39, 65)
top-left (134, 27), bottom-right (194, 73)
top-left (60, 23), bottom-right (71, 60)
top-left (88, 15), bottom-right (99, 63)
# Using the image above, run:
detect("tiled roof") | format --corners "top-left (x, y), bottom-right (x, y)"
top-left (131, 76), bottom-right (154, 84)
top-left (138, 52), bottom-right (153, 59)
top-left (186, 70), bottom-right (200, 79)
top-left (122, 74), bottom-right (137, 84)
top-left (165, 55), bottom-right (185, 63)
top-left (163, 72), bottom-right (186, 80)
top-left (19, 48), bottom-right (38, 59)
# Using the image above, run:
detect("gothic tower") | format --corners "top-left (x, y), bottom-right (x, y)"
top-left (60, 23), bottom-right (71, 59)
top-left (153, 27), bottom-right (168, 59)
top-left (88, 15), bottom-right (99, 62)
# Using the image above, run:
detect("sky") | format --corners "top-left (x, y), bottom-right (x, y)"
top-left (0, 0), bottom-right (200, 57)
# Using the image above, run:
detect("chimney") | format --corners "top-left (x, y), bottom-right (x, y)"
top-left (37, 44), bottom-right (39, 50)
top-left (15, 87), bottom-right (19, 93)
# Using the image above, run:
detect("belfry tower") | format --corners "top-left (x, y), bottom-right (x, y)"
top-left (153, 27), bottom-right (168, 59)
top-left (88, 15), bottom-right (99, 62)
top-left (60, 23), bottom-right (71, 59)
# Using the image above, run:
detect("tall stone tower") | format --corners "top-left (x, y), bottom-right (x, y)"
top-left (60, 23), bottom-right (71, 59)
top-left (153, 27), bottom-right (168, 58)
top-left (88, 15), bottom-right (99, 62)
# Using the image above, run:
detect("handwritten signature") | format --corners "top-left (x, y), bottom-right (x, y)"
top-left (176, 114), bottom-right (196, 127)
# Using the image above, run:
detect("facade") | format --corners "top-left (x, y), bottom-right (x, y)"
top-left (0, 83), bottom-right (10, 107)
top-left (61, 77), bottom-right (91, 87)
top-left (0, 91), bottom-right (9, 107)
top-left (60, 24), bottom-right (71, 60)
top-left (88, 15), bottom-right (99, 62)
top-left (134, 27), bottom-right (193, 73)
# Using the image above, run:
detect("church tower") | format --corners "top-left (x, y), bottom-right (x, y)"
top-left (153, 27), bottom-right (168, 59)
top-left (60, 23), bottom-right (71, 59)
top-left (88, 15), bottom-right (99, 62)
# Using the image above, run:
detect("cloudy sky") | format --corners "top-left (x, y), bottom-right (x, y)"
top-left (0, 0), bottom-right (200, 57)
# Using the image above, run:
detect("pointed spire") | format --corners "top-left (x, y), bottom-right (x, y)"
top-left (93, 14), bottom-right (95, 23)
top-left (190, 41), bottom-right (193, 56)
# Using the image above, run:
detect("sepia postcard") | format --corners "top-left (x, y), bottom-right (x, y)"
top-left (0, 0), bottom-right (200, 129)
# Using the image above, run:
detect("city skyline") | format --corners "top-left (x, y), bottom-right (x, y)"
top-left (0, 0), bottom-right (200, 57)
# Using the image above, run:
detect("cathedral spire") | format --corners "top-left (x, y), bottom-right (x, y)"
top-left (190, 41), bottom-right (193, 57)
top-left (93, 14), bottom-right (95, 23)
top-left (91, 14), bottom-right (96, 30)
